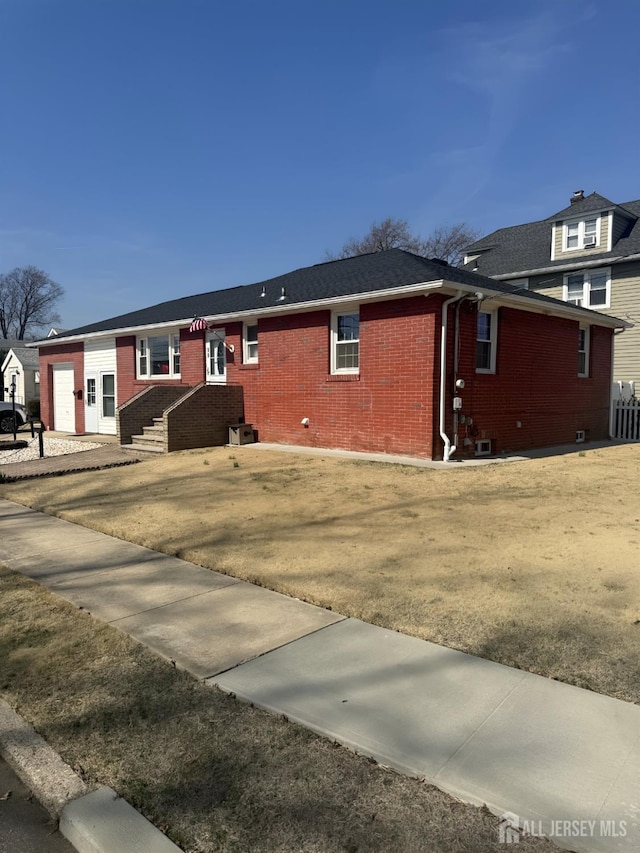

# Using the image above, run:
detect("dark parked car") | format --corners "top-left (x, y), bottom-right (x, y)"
top-left (0, 400), bottom-right (28, 433)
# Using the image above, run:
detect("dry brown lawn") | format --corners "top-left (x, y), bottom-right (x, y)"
top-left (0, 566), bottom-right (554, 853)
top-left (2, 442), bottom-right (640, 703)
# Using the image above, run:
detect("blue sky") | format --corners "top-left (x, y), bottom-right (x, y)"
top-left (1, 0), bottom-right (639, 330)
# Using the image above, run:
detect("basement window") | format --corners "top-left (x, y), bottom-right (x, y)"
top-left (475, 439), bottom-right (492, 456)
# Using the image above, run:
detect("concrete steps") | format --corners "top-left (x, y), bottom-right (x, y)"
top-left (123, 417), bottom-right (166, 453)
top-left (123, 442), bottom-right (165, 454)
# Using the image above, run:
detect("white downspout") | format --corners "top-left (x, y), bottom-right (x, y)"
top-left (439, 292), bottom-right (463, 461)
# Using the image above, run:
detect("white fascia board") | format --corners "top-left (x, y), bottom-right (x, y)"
top-left (439, 281), bottom-right (627, 328)
top-left (491, 252), bottom-right (640, 280)
top-left (492, 294), bottom-right (629, 329)
top-left (34, 280), bottom-right (447, 348)
top-left (0, 349), bottom-right (15, 372)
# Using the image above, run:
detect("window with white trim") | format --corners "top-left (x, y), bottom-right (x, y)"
top-left (563, 217), bottom-right (600, 251)
top-left (137, 332), bottom-right (181, 378)
top-left (578, 326), bottom-right (589, 377)
top-left (331, 311), bottom-right (359, 373)
top-left (476, 311), bottom-right (497, 373)
top-left (243, 322), bottom-right (258, 363)
top-left (563, 268), bottom-right (610, 309)
top-left (102, 374), bottom-right (116, 418)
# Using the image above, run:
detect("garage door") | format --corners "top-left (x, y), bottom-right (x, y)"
top-left (52, 364), bottom-right (76, 433)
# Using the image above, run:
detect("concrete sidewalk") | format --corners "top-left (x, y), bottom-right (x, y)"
top-left (0, 497), bottom-right (638, 853)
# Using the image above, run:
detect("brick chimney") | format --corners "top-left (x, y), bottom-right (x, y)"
top-left (570, 190), bottom-right (585, 204)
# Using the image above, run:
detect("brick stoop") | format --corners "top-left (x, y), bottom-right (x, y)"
top-left (119, 383), bottom-right (245, 453)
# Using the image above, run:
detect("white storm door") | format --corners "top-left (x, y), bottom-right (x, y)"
top-left (85, 374), bottom-right (98, 432)
top-left (206, 331), bottom-right (226, 383)
top-left (52, 364), bottom-right (76, 432)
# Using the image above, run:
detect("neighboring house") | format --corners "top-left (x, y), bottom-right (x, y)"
top-left (463, 190), bottom-right (640, 395)
top-left (34, 249), bottom-right (624, 459)
top-left (0, 339), bottom-right (23, 401)
top-left (0, 346), bottom-right (40, 405)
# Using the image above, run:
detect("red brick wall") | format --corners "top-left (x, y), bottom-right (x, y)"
top-left (39, 343), bottom-right (85, 433)
top-left (115, 330), bottom-right (206, 403)
top-left (448, 304), bottom-right (613, 456)
top-left (230, 297), bottom-right (439, 458)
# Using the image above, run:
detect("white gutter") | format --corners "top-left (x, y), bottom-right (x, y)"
top-left (491, 251), bottom-right (640, 280)
top-left (439, 292), bottom-right (463, 462)
top-left (32, 279), bottom-right (447, 348)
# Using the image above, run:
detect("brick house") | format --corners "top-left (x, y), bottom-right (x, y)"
top-left (34, 250), bottom-right (625, 460)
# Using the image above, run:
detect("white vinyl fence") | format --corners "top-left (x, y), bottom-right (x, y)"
top-left (612, 399), bottom-right (640, 440)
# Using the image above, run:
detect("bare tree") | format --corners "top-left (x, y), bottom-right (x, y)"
top-left (419, 222), bottom-right (480, 267)
top-left (325, 218), bottom-right (423, 260)
top-left (0, 266), bottom-right (64, 339)
top-left (325, 218), bottom-right (479, 267)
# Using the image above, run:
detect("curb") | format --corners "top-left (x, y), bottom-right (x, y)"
top-left (0, 699), bottom-right (181, 853)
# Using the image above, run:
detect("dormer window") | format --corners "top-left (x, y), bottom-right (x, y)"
top-left (563, 217), bottom-right (599, 251)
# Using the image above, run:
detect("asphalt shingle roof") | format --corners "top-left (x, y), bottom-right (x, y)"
top-left (464, 196), bottom-right (640, 277)
top-left (41, 249), bottom-right (622, 343)
top-left (548, 192), bottom-right (620, 219)
top-left (5, 347), bottom-right (40, 370)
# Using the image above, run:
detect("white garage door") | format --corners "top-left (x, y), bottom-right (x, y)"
top-left (53, 364), bottom-right (76, 433)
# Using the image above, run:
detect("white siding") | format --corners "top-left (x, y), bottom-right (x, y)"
top-left (84, 337), bottom-right (117, 434)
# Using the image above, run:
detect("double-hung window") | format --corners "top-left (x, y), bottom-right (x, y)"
top-left (476, 311), bottom-right (497, 373)
top-left (578, 326), bottom-right (590, 377)
top-left (102, 374), bottom-right (116, 417)
top-left (564, 217), bottom-right (599, 251)
top-left (137, 332), bottom-right (181, 378)
top-left (243, 322), bottom-right (259, 363)
top-left (332, 311), bottom-right (359, 373)
top-left (563, 268), bottom-right (610, 309)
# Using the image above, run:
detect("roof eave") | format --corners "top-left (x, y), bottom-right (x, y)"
top-left (490, 251), bottom-right (640, 281)
top-left (33, 270), bottom-right (627, 352)
top-left (34, 279), bottom-right (450, 348)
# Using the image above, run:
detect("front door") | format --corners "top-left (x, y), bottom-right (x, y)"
top-left (85, 374), bottom-right (98, 432)
top-left (206, 330), bottom-right (226, 383)
top-left (52, 364), bottom-right (75, 432)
